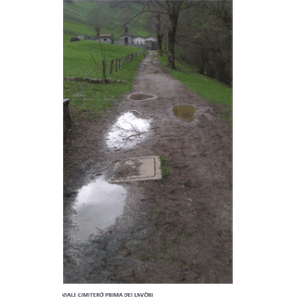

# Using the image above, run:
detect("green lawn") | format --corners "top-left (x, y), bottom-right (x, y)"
top-left (64, 34), bottom-right (144, 77)
top-left (157, 55), bottom-right (232, 122)
top-left (64, 34), bottom-right (146, 117)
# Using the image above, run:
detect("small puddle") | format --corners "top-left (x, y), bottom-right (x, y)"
top-left (107, 111), bottom-right (151, 149)
top-left (71, 176), bottom-right (127, 242)
top-left (173, 105), bottom-right (196, 122)
top-left (128, 93), bottom-right (156, 101)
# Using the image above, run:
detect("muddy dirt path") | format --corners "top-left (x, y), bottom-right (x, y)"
top-left (63, 51), bottom-right (232, 283)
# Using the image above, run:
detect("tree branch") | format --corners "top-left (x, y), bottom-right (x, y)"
top-left (175, 1), bottom-right (184, 15)
top-left (152, 0), bottom-right (167, 11)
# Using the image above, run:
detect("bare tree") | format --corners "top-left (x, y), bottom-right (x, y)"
top-left (115, 1), bottom-right (194, 68)
top-left (176, 1), bottom-right (232, 85)
top-left (86, 7), bottom-right (117, 37)
top-left (148, 1), bottom-right (195, 69)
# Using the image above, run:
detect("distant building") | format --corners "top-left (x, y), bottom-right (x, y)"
top-left (119, 34), bottom-right (135, 46)
top-left (133, 35), bottom-right (145, 46)
top-left (80, 32), bottom-right (157, 49)
top-left (145, 41), bottom-right (157, 50)
top-left (145, 35), bottom-right (157, 42)
top-left (95, 34), bottom-right (114, 44)
top-left (145, 35), bottom-right (158, 50)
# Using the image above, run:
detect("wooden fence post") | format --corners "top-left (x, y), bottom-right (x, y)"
top-left (102, 59), bottom-right (106, 79)
top-left (110, 59), bottom-right (113, 74)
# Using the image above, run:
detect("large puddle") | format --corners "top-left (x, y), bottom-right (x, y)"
top-left (107, 111), bottom-right (151, 149)
top-left (173, 105), bottom-right (196, 121)
top-left (71, 176), bottom-right (127, 242)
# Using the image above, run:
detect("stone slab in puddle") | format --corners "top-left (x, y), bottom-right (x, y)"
top-left (111, 156), bottom-right (162, 183)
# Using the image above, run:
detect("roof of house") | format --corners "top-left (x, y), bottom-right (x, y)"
top-left (133, 35), bottom-right (145, 39)
top-left (120, 33), bottom-right (135, 37)
top-left (99, 34), bottom-right (113, 38)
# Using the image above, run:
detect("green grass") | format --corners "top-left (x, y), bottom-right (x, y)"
top-left (158, 155), bottom-right (172, 181)
top-left (63, 0), bottom-right (153, 124)
top-left (157, 55), bottom-right (232, 123)
top-left (64, 34), bottom-right (146, 117)
top-left (64, 35), bottom-right (144, 77)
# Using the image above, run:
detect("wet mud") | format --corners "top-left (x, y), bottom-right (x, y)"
top-left (64, 51), bottom-right (232, 283)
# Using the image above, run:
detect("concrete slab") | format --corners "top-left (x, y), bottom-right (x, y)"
top-left (111, 156), bottom-right (162, 183)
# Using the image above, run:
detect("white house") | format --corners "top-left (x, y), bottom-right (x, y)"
top-left (145, 35), bottom-right (157, 42)
top-left (133, 35), bottom-right (145, 46)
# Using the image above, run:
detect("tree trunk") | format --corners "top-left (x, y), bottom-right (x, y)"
top-left (156, 14), bottom-right (163, 56)
top-left (216, 60), bottom-right (231, 86)
top-left (95, 27), bottom-right (100, 38)
top-left (198, 52), bottom-right (208, 75)
top-left (167, 14), bottom-right (178, 69)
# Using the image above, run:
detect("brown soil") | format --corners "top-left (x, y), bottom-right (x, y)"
top-left (63, 51), bottom-right (232, 283)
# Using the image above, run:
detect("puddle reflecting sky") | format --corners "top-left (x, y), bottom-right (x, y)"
top-left (107, 111), bottom-right (151, 149)
top-left (71, 176), bottom-right (127, 242)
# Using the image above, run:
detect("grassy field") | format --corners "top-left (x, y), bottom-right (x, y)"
top-left (63, 0), bottom-right (152, 119)
top-left (157, 55), bottom-right (232, 123)
top-left (63, 1), bottom-right (151, 38)
top-left (64, 35), bottom-right (146, 117)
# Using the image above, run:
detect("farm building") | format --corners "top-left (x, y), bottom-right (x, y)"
top-left (145, 35), bottom-right (157, 42)
top-left (145, 36), bottom-right (158, 50)
top-left (118, 34), bottom-right (135, 46)
top-left (133, 35), bottom-right (145, 46)
top-left (79, 32), bottom-right (157, 49)
top-left (94, 34), bottom-right (114, 44)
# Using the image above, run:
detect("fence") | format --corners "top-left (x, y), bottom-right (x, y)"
top-left (101, 50), bottom-right (146, 79)
top-left (63, 49), bottom-right (147, 83)
top-left (63, 99), bottom-right (71, 142)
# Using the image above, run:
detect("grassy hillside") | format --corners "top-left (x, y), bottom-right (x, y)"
top-left (63, 1), bottom-right (152, 118)
top-left (64, 34), bottom-right (143, 77)
top-left (63, 0), bottom-right (151, 38)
